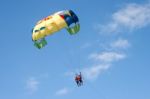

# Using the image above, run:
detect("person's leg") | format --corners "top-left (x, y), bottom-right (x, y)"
top-left (76, 80), bottom-right (79, 86)
top-left (79, 79), bottom-right (83, 86)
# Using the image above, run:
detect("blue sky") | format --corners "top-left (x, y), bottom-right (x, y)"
top-left (0, 0), bottom-right (150, 99)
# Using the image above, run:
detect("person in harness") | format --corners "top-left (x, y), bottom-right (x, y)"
top-left (75, 72), bottom-right (83, 87)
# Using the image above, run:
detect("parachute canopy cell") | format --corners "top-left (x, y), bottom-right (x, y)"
top-left (32, 10), bottom-right (80, 49)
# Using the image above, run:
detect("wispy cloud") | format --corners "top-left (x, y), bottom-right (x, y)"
top-left (89, 51), bottom-right (126, 63)
top-left (111, 38), bottom-right (130, 49)
top-left (97, 3), bottom-right (150, 34)
top-left (55, 88), bottom-right (70, 96)
top-left (26, 77), bottom-right (39, 94)
top-left (83, 51), bottom-right (126, 80)
top-left (82, 64), bottom-right (110, 80)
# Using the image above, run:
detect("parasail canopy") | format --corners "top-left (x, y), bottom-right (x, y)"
top-left (32, 10), bottom-right (80, 49)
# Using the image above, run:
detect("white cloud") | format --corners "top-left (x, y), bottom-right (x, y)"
top-left (98, 3), bottom-right (150, 34)
top-left (111, 38), bottom-right (130, 49)
top-left (55, 88), bottom-right (69, 96)
top-left (82, 64), bottom-right (110, 80)
top-left (81, 51), bottom-right (125, 80)
top-left (26, 77), bottom-right (39, 94)
top-left (89, 51), bottom-right (126, 63)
